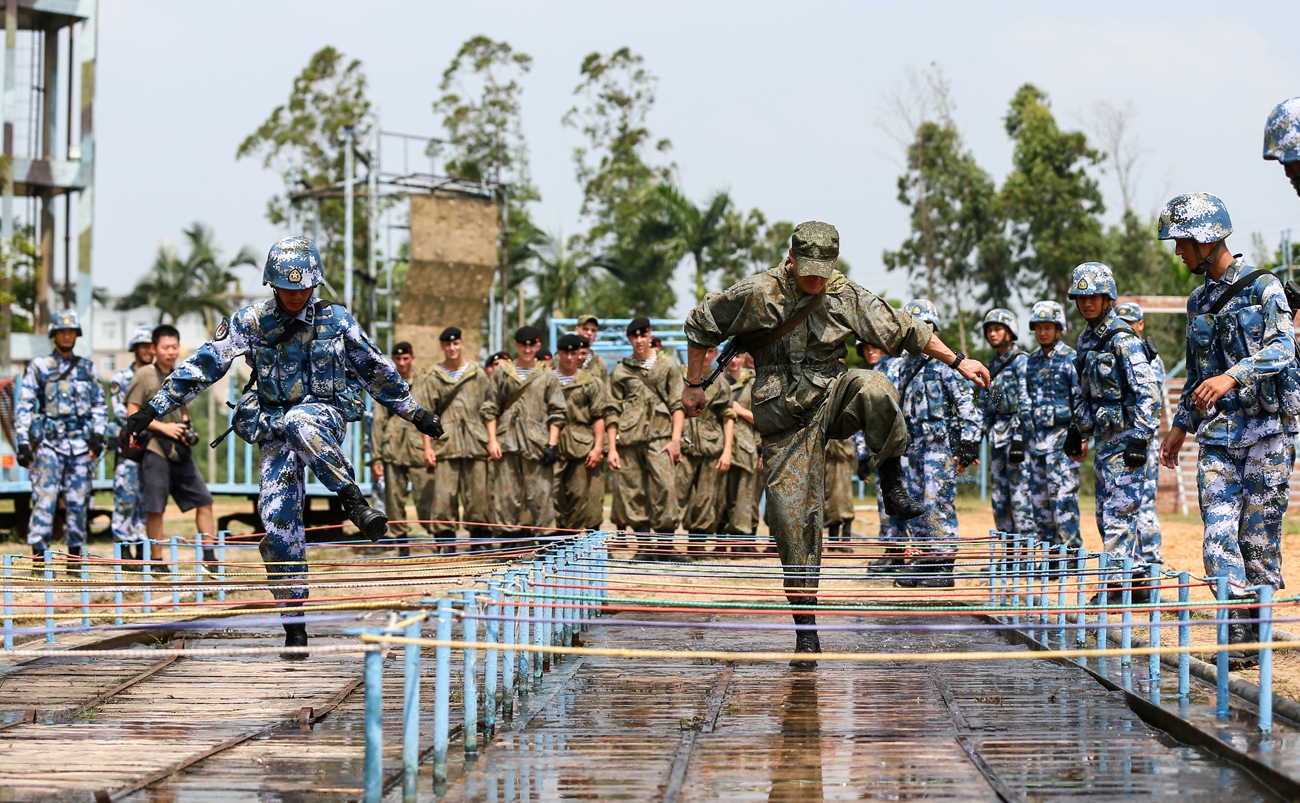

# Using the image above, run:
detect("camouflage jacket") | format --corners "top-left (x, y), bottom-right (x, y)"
top-left (729, 373), bottom-right (759, 473)
top-left (1173, 259), bottom-right (1299, 445)
top-left (15, 350), bottom-right (108, 454)
top-left (981, 349), bottom-right (1031, 448)
top-left (896, 355), bottom-right (981, 444)
top-left (423, 361), bottom-right (490, 460)
top-left (583, 351), bottom-right (611, 395)
top-left (827, 436), bottom-right (855, 462)
top-left (1026, 340), bottom-right (1081, 454)
top-left (681, 367), bottom-right (736, 459)
top-left (480, 360), bottom-right (566, 459)
top-left (1072, 309), bottom-right (1160, 450)
top-left (557, 368), bottom-right (615, 461)
top-left (149, 297), bottom-right (417, 443)
top-left (107, 363), bottom-right (140, 442)
top-left (373, 374), bottom-right (428, 466)
top-left (608, 353), bottom-right (685, 448)
top-left (683, 263), bottom-right (933, 436)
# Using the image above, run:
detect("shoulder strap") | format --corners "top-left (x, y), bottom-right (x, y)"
top-left (435, 367), bottom-right (473, 412)
top-left (1207, 269), bottom-right (1275, 316)
top-left (988, 350), bottom-right (1021, 382)
top-left (1074, 323), bottom-right (1137, 372)
top-left (739, 286), bottom-right (828, 353)
top-left (499, 367), bottom-right (543, 416)
top-left (896, 356), bottom-right (928, 398)
top-left (54, 355), bottom-right (80, 383)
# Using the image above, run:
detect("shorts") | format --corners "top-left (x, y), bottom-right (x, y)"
top-left (141, 450), bottom-right (215, 514)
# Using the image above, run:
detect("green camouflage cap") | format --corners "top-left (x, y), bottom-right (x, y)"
top-left (790, 221), bottom-right (839, 278)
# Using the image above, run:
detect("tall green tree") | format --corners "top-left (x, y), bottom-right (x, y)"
top-left (0, 225), bottom-right (39, 334)
top-left (527, 228), bottom-right (587, 321)
top-left (1001, 84), bottom-right (1106, 308)
top-left (116, 224), bottom-right (254, 326)
top-left (653, 184), bottom-right (731, 302)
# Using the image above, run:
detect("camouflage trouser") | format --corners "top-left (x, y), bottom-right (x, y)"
top-left (723, 467), bottom-right (759, 535)
top-left (765, 369), bottom-right (910, 604)
top-left (1137, 435), bottom-right (1162, 563)
top-left (874, 465), bottom-right (907, 543)
top-left (258, 404), bottom-right (355, 614)
top-left (609, 473), bottom-right (627, 529)
top-left (431, 458), bottom-right (490, 539)
top-left (1092, 437), bottom-right (1147, 571)
top-left (556, 458), bottom-right (604, 531)
top-left (614, 442), bottom-right (678, 533)
top-left (111, 458), bottom-right (146, 543)
top-left (1199, 434), bottom-right (1294, 597)
top-left (902, 437), bottom-right (958, 552)
top-left (493, 453), bottom-right (556, 534)
top-left (382, 462), bottom-right (435, 539)
top-left (29, 446), bottom-right (93, 552)
top-left (823, 457), bottom-right (855, 527)
top-left (989, 444), bottom-right (1035, 538)
top-left (1028, 448), bottom-right (1081, 550)
top-left (675, 454), bottom-right (725, 533)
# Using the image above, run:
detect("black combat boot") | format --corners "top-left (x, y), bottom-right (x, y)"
top-left (791, 611), bottom-right (820, 669)
top-left (1228, 605), bottom-right (1260, 669)
top-left (916, 558), bottom-right (956, 588)
top-left (65, 545), bottom-right (83, 578)
top-left (281, 619), bottom-right (309, 661)
top-left (877, 456), bottom-right (924, 520)
top-left (825, 523), bottom-right (849, 554)
top-left (655, 533), bottom-right (690, 563)
top-left (338, 483), bottom-right (389, 542)
top-left (868, 547), bottom-right (906, 574)
top-left (894, 561), bottom-right (930, 588)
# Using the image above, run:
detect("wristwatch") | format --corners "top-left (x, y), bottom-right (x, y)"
top-left (949, 350), bottom-right (966, 369)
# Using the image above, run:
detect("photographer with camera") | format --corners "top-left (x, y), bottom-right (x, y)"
top-left (125, 325), bottom-right (216, 566)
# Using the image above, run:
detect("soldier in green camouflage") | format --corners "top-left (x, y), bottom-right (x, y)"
top-left (371, 341), bottom-right (433, 556)
top-left (554, 334), bottom-right (616, 531)
top-left (683, 221), bottom-right (990, 666)
top-left (675, 345), bottom-right (737, 552)
top-left (423, 327), bottom-right (492, 551)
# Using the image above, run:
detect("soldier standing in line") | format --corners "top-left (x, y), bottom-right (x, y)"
top-left (121, 237), bottom-right (443, 656)
top-left (675, 345), bottom-right (736, 553)
top-left (1115, 302), bottom-right (1164, 568)
top-left (859, 341), bottom-right (909, 572)
top-left (891, 299), bottom-right (983, 589)
top-left (108, 326), bottom-right (154, 563)
top-left (424, 327), bottom-right (492, 552)
top-left (979, 309), bottom-right (1035, 539)
top-left (1158, 194), bottom-right (1298, 665)
top-left (1064, 262), bottom-right (1160, 604)
top-left (683, 223), bottom-right (989, 664)
top-left (370, 342), bottom-right (431, 557)
top-left (482, 326), bottom-right (566, 546)
top-left (719, 357), bottom-right (760, 553)
top-left (1264, 97), bottom-right (1300, 197)
top-left (553, 334), bottom-right (615, 531)
top-left (1025, 301), bottom-right (1082, 553)
top-left (823, 437), bottom-right (856, 553)
top-left (575, 314), bottom-right (610, 390)
top-left (608, 317), bottom-right (687, 561)
top-left (15, 310), bottom-right (108, 572)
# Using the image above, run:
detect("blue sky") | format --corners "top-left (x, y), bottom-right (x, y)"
top-left (96, 1), bottom-right (1300, 316)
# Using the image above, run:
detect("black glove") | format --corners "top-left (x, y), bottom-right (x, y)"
top-left (412, 408), bottom-right (444, 440)
top-left (957, 439), bottom-right (980, 468)
top-left (16, 443), bottom-right (33, 469)
top-left (124, 406), bottom-right (157, 440)
top-left (87, 433), bottom-right (104, 456)
top-left (1123, 436), bottom-right (1148, 469)
top-left (539, 444), bottom-right (559, 467)
top-left (1008, 435), bottom-right (1026, 465)
top-left (856, 458), bottom-right (871, 483)
top-left (1064, 425), bottom-right (1083, 459)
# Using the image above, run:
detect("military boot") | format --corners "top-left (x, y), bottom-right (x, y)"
top-left (894, 561), bottom-right (930, 588)
top-left (825, 523), bottom-right (850, 554)
top-left (790, 612), bottom-right (820, 669)
top-left (868, 547), bottom-right (906, 574)
top-left (1228, 606), bottom-right (1260, 670)
top-left (281, 620), bottom-right (309, 661)
top-left (655, 533), bottom-right (690, 563)
top-left (65, 546), bottom-right (83, 578)
top-left (916, 559), bottom-right (956, 588)
top-left (339, 483), bottom-right (389, 542)
top-left (877, 456), bottom-right (924, 520)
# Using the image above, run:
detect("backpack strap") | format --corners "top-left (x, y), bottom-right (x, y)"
top-left (1207, 269), bottom-right (1274, 316)
top-left (1074, 324), bottom-right (1137, 372)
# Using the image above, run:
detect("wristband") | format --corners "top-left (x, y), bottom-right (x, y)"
top-left (684, 378), bottom-right (705, 389)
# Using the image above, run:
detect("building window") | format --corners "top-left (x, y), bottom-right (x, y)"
top-left (103, 321), bottom-right (117, 344)
top-left (101, 355), bottom-right (116, 376)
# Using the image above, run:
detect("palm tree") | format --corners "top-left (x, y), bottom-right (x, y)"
top-left (653, 184), bottom-right (731, 302)
top-left (117, 223), bottom-right (256, 326)
top-left (529, 228), bottom-right (587, 321)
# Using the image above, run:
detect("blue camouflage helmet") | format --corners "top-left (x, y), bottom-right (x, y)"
top-left (981, 308), bottom-right (1019, 341)
top-left (128, 325), bottom-right (154, 348)
top-left (1029, 300), bottom-right (1067, 332)
top-left (1263, 97), bottom-right (1300, 163)
top-left (263, 236), bottom-right (324, 290)
top-left (1156, 193), bottom-right (1232, 244)
top-left (1114, 302), bottom-right (1144, 323)
top-left (47, 309), bottom-right (82, 337)
top-left (1067, 262), bottom-right (1118, 300)
top-left (904, 298), bottom-right (940, 326)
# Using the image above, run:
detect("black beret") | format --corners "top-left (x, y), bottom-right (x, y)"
top-left (514, 325), bottom-right (542, 345)
top-left (392, 341), bottom-right (413, 356)
top-left (484, 350), bottom-right (509, 367)
top-left (557, 334), bottom-right (588, 352)
top-left (626, 317), bottom-right (652, 336)
top-left (439, 327), bottom-right (462, 342)
top-left (538, 349), bottom-right (552, 361)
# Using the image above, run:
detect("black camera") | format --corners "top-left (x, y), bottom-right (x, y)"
top-left (181, 426), bottom-right (199, 447)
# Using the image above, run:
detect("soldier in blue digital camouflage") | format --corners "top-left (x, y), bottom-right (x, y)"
top-left (14, 310), bottom-right (108, 570)
top-left (1115, 302), bottom-right (1164, 565)
top-left (1025, 301), bottom-right (1082, 552)
top-left (979, 308), bottom-right (1035, 540)
top-left (108, 325), bottom-right (154, 563)
top-left (120, 237), bottom-right (444, 658)
top-left (1065, 262), bottom-right (1161, 603)
top-left (858, 341), bottom-right (910, 571)
top-left (1157, 194), bottom-right (1298, 666)
top-left (1264, 97), bottom-right (1300, 197)
top-left (892, 299), bottom-right (983, 589)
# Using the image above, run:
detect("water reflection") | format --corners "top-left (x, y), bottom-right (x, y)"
top-left (767, 674), bottom-right (822, 802)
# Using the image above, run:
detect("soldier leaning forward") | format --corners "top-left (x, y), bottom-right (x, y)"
top-left (675, 345), bottom-right (736, 550)
top-left (1064, 262), bottom-right (1160, 603)
top-left (108, 325), bottom-right (154, 559)
top-left (683, 222), bottom-right (990, 665)
top-left (122, 237), bottom-right (443, 658)
top-left (607, 317), bottom-right (687, 561)
top-left (424, 327), bottom-right (492, 550)
top-left (15, 310), bottom-right (108, 569)
top-left (1115, 301), bottom-right (1165, 565)
top-left (721, 367), bottom-right (760, 552)
top-left (1158, 193), bottom-right (1300, 666)
top-left (371, 340), bottom-right (433, 556)
top-left (979, 309), bottom-right (1036, 539)
top-left (1025, 301), bottom-right (1082, 552)
top-left (890, 300), bottom-right (983, 589)
top-left (482, 326), bottom-right (566, 547)
top-left (553, 334), bottom-right (615, 532)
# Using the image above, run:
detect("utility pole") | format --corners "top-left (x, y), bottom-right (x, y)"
top-left (343, 125), bottom-right (354, 311)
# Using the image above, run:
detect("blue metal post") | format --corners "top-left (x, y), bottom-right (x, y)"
top-left (1056, 545), bottom-right (1068, 647)
top-left (402, 618), bottom-right (421, 802)
top-left (501, 573), bottom-right (516, 716)
top-left (433, 598), bottom-right (452, 782)
top-left (988, 530), bottom-right (998, 605)
top-left (363, 641), bottom-right (384, 803)
top-left (1120, 557), bottom-right (1133, 668)
top-left (170, 536), bottom-right (180, 612)
top-left (1075, 548), bottom-right (1088, 647)
top-left (1257, 585), bottom-right (1274, 734)
top-left (217, 530), bottom-right (228, 603)
top-left (194, 540), bottom-right (204, 606)
top-left (1215, 577), bottom-right (1230, 718)
top-left (1010, 536), bottom-right (1021, 624)
top-left (485, 582), bottom-right (501, 733)
top-left (532, 567), bottom-right (544, 681)
top-left (141, 537), bottom-right (152, 614)
top-left (113, 542), bottom-right (123, 626)
top-left (543, 557), bottom-right (556, 653)
top-left (3, 555), bottom-right (12, 650)
top-left (1148, 568), bottom-right (1161, 688)
top-left (44, 549), bottom-right (54, 644)
top-left (462, 589), bottom-right (479, 755)
top-left (80, 560), bottom-right (90, 629)
top-left (1178, 571), bottom-right (1190, 697)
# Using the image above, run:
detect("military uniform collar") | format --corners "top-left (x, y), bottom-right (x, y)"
top-left (434, 361), bottom-right (475, 383)
top-left (48, 349), bottom-right (75, 364)
top-left (1207, 257), bottom-right (1249, 288)
top-left (624, 353), bottom-right (657, 371)
top-left (1040, 340), bottom-right (1065, 357)
top-left (559, 368), bottom-right (591, 388)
